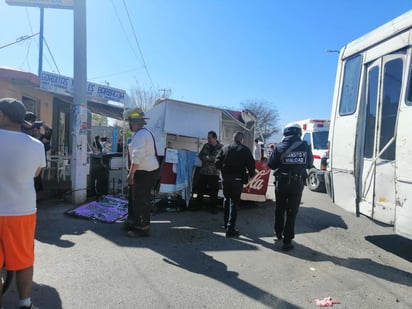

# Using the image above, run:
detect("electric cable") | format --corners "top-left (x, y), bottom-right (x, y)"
top-left (43, 37), bottom-right (61, 74)
top-left (122, 0), bottom-right (156, 90)
top-left (20, 38), bottom-right (33, 72)
top-left (110, 0), bottom-right (143, 67)
top-left (89, 67), bottom-right (143, 81)
top-left (0, 33), bottom-right (39, 50)
top-left (25, 7), bottom-right (35, 34)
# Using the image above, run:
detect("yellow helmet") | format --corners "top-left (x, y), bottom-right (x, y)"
top-left (124, 107), bottom-right (148, 124)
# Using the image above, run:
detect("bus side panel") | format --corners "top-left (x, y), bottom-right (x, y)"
top-left (394, 102), bottom-right (412, 239)
top-left (395, 182), bottom-right (412, 239)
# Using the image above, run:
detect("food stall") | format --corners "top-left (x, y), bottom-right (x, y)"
top-left (145, 98), bottom-right (271, 205)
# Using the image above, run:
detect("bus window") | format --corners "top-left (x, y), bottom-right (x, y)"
top-left (363, 66), bottom-right (379, 159)
top-left (339, 55), bottom-right (362, 116)
top-left (406, 64), bottom-right (412, 104)
top-left (380, 58), bottom-right (402, 161)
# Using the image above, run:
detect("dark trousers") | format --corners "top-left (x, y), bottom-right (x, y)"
top-left (274, 176), bottom-right (304, 244)
top-left (196, 174), bottom-right (219, 210)
top-left (127, 170), bottom-right (157, 228)
top-left (222, 176), bottom-right (243, 230)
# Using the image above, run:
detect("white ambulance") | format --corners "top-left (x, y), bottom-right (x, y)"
top-left (296, 119), bottom-right (330, 192)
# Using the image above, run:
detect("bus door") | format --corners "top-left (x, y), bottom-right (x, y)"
top-left (329, 55), bottom-right (363, 214)
top-left (359, 54), bottom-right (404, 224)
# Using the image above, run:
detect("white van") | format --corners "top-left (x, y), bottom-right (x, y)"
top-left (325, 10), bottom-right (412, 240)
top-left (296, 119), bottom-right (330, 192)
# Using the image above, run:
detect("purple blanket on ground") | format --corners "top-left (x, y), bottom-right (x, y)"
top-left (65, 195), bottom-right (128, 223)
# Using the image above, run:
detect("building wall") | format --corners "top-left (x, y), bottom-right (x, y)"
top-left (0, 78), bottom-right (54, 125)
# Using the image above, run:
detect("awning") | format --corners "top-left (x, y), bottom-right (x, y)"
top-left (52, 93), bottom-right (125, 120)
top-left (87, 100), bottom-right (124, 120)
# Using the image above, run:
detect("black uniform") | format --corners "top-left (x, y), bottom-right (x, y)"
top-left (268, 134), bottom-right (313, 249)
top-left (215, 141), bottom-right (255, 235)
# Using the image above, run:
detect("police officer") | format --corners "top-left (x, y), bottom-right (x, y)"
top-left (215, 131), bottom-right (255, 237)
top-left (268, 123), bottom-right (313, 251)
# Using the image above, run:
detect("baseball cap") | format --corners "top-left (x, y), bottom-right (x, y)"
top-left (0, 98), bottom-right (28, 124)
top-left (31, 121), bottom-right (43, 129)
top-left (25, 111), bottom-right (37, 122)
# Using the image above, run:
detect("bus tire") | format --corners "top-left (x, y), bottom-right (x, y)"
top-left (306, 168), bottom-right (325, 192)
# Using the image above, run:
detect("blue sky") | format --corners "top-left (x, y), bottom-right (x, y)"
top-left (1, 0), bottom-right (411, 131)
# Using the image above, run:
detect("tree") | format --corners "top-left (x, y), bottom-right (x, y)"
top-left (241, 99), bottom-right (280, 141)
top-left (129, 81), bottom-right (161, 111)
top-left (92, 113), bottom-right (108, 126)
top-left (109, 82), bottom-right (162, 145)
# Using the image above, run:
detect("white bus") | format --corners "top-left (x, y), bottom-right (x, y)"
top-left (325, 10), bottom-right (412, 240)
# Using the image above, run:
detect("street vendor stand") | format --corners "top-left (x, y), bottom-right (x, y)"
top-left (145, 98), bottom-right (271, 206)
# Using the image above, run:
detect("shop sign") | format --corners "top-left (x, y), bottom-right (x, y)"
top-left (40, 71), bottom-right (127, 104)
top-left (6, 0), bottom-right (73, 9)
top-left (241, 160), bottom-right (271, 202)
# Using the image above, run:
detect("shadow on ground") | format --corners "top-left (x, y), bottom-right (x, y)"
top-left (2, 279), bottom-right (62, 309)
top-left (365, 234), bottom-right (412, 263)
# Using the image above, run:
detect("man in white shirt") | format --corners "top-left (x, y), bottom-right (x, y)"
top-left (124, 107), bottom-right (159, 237)
top-left (253, 139), bottom-right (262, 161)
top-left (0, 98), bottom-right (46, 309)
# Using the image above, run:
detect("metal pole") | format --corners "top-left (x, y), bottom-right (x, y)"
top-left (72, 0), bottom-right (88, 204)
top-left (38, 7), bottom-right (44, 77)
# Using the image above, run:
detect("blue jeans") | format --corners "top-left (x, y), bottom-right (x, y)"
top-left (222, 175), bottom-right (243, 230)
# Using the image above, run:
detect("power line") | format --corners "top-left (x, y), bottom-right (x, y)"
top-left (110, 0), bottom-right (143, 67)
top-left (43, 37), bottom-right (61, 74)
top-left (0, 33), bottom-right (39, 50)
top-left (25, 7), bottom-right (35, 34)
top-left (159, 88), bottom-right (171, 98)
top-left (20, 38), bottom-right (32, 72)
top-left (23, 7), bottom-right (36, 73)
top-left (122, 0), bottom-right (156, 89)
top-left (89, 66), bottom-right (143, 81)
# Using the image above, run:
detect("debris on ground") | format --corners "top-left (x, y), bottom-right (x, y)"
top-left (315, 297), bottom-right (340, 307)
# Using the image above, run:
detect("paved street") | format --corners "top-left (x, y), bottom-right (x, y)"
top-left (2, 189), bottom-right (412, 309)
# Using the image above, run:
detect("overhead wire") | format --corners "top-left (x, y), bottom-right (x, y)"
top-left (0, 33), bottom-right (39, 50)
top-left (25, 7), bottom-right (35, 34)
top-left (43, 37), bottom-right (61, 74)
top-left (20, 38), bottom-right (32, 72)
top-left (23, 7), bottom-right (35, 72)
top-left (89, 66), bottom-right (143, 81)
top-left (24, 6), bottom-right (61, 74)
top-left (110, 0), bottom-right (143, 67)
top-left (121, 0), bottom-right (156, 90)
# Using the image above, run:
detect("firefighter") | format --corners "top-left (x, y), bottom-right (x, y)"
top-left (268, 123), bottom-right (313, 251)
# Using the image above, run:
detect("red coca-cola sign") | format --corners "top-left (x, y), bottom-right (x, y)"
top-left (241, 160), bottom-right (271, 202)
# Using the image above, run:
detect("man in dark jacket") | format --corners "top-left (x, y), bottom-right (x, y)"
top-left (215, 131), bottom-right (255, 237)
top-left (196, 130), bottom-right (223, 213)
top-left (268, 123), bottom-right (313, 251)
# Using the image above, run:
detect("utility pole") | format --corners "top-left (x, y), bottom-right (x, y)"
top-left (72, 0), bottom-right (88, 204)
top-left (159, 88), bottom-right (171, 98)
top-left (38, 7), bottom-right (44, 77)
